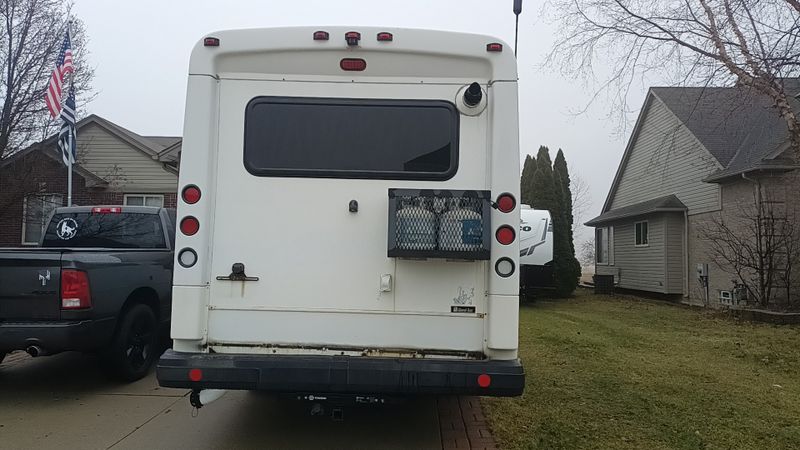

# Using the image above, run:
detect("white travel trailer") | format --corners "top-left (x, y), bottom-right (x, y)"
top-left (157, 27), bottom-right (524, 400)
top-left (519, 207), bottom-right (554, 290)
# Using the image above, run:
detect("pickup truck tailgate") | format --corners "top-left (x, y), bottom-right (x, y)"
top-left (0, 251), bottom-right (62, 320)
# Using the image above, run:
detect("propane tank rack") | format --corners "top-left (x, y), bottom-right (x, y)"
top-left (387, 188), bottom-right (491, 260)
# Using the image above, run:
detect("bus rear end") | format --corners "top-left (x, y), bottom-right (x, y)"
top-left (158, 27), bottom-right (524, 398)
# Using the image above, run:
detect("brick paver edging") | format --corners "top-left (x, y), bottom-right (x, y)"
top-left (437, 396), bottom-right (498, 450)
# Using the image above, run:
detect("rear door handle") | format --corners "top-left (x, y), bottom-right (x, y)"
top-left (216, 262), bottom-right (259, 282)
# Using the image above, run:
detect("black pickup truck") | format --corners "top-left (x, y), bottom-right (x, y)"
top-left (0, 205), bottom-right (175, 381)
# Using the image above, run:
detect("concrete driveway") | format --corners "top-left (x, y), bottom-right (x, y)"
top-left (0, 351), bottom-right (446, 450)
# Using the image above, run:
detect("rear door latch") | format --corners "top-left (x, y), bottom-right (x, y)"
top-left (216, 263), bottom-right (259, 281)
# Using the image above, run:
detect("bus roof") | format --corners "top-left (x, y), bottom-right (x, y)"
top-left (188, 26), bottom-right (517, 82)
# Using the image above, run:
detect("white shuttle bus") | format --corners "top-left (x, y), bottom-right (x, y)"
top-left (157, 27), bottom-right (524, 400)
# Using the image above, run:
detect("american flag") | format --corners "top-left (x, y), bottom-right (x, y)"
top-left (58, 87), bottom-right (77, 167)
top-left (45, 30), bottom-right (74, 118)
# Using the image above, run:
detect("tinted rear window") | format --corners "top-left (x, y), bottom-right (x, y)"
top-left (42, 212), bottom-right (166, 248)
top-left (243, 97), bottom-right (459, 180)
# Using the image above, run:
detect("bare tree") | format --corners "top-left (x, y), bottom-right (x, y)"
top-left (0, 0), bottom-right (93, 160)
top-left (570, 165), bottom-right (591, 226)
top-left (700, 184), bottom-right (800, 308)
top-left (546, 0), bottom-right (800, 152)
top-left (578, 238), bottom-right (596, 267)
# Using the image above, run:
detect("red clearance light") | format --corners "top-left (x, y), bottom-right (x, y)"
top-left (61, 269), bottom-right (92, 310)
top-left (313, 30), bottom-right (329, 41)
top-left (188, 368), bottom-right (203, 382)
top-left (496, 193), bottom-right (516, 213)
top-left (345, 31), bottom-right (361, 46)
top-left (477, 374), bottom-right (492, 388)
top-left (340, 58), bottom-right (367, 71)
top-left (496, 225), bottom-right (516, 245)
top-left (377, 32), bottom-right (393, 42)
top-left (182, 185), bottom-right (201, 204)
top-left (486, 43), bottom-right (503, 52)
top-left (92, 207), bottom-right (121, 214)
top-left (180, 216), bottom-right (200, 236)
top-left (204, 37), bottom-right (220, 47)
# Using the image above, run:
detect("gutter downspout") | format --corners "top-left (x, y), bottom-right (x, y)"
top-left (684, 209), bottom-right (690, 300)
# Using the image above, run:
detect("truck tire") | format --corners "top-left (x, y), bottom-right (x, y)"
top-left (106, 304), bottom-right (159, 382)
top-left (0, 352), bottom-right (5, 365)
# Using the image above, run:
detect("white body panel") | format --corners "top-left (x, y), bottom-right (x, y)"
top-left (170, 27), bottom-right (520, 361)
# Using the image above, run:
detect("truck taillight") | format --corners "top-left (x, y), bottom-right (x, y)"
top-left (92, 207), bottom-right (121, 214)
top-left (61, 269), bottom-right (91, 309)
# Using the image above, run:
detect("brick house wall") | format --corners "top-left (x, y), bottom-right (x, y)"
top-left (687, 170), bottom-right (800, 309)
top-left (0, 151), bottom-right (176, 247)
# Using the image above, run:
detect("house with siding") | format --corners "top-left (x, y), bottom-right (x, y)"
top-left (0, 114), bottom-right (180, 246)
top-left (587, 81), bottom-right (800, 308)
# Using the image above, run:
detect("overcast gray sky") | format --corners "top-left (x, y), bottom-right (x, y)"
top-left (73, 0), bottom-right (650, 241)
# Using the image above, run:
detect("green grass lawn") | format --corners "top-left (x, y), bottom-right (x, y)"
top-left (483, 290), bottom-right (800, 450)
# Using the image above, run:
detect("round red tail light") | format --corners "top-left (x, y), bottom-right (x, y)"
top-left (496, 225), bottom-right (516, 245)
top-left (182, 185), bottom-right (201, 204)
top-left (496, 193), bottom-right (516, 213)
top-left (477, 374), bottom-right (491, 388)
top-left (180, 216), bottom-right (199, 236)
top-left (188, 368), bottom-right (203, 382)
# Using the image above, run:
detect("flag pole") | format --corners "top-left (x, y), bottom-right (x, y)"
top-left (66, 20), bottom-right (73, 206)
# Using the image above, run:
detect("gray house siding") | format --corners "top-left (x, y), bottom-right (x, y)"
top-left (596, 213), bottom-right (684, 295)
top-left (609, 96), bottom-right (722, 215)
top-left (664, 213), bottom-right (685, 294)
top-left (78, 123), bottom-right (178, 193)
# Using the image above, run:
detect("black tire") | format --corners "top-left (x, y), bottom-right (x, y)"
top-left (0, 352), bottom-right (6, 365)
top-left (106, 304), bottom-right (159, 382)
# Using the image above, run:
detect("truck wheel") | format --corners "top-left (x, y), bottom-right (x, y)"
top-left (106, 304), bottom-right (158, 382)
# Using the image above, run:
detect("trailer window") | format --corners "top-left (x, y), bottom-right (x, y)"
top-left (243, 97), bottom-right (459, 180)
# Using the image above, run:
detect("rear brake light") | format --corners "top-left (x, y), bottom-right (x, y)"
top-left (486, 43), bottom-right (503, 52)
top-left (496, 225), bottom-right (515, 245)
top-left (182, 185), bottom-right (201, 204)
top-left (61, 269), bottom-right (91, 309)
top-left (496, 193), bottom-right (516, 213)
top-left (377, 32), bottom-right (393, 42)
top-left (92, 207), bottom-right (121, 214)
top-left (340, 58), bottom-right (367, 71)
top-left (204, 37), bottom-right (219, 47)
top-left (180, 216), bottom-right (200, 236)
top-left (313, 30), bottom-right (329, 41)
top-left (477, 373), bottom-right (492, 388)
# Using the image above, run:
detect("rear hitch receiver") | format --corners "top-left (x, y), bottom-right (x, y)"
top-left (190, 389), bottom-right (228, 409)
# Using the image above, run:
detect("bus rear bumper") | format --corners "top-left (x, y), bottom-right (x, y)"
top-left (157, 349), bottom-right (524, 397)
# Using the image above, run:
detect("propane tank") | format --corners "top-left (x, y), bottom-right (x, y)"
top-left (438, 198), bottom-right (483, 251)
top-left (396, 198), bottom-right (437, 251)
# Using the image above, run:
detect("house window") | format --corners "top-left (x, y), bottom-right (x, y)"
top-left (635, 221), bottom-right (649, 246)
top-left (124, 194), bottom-right (164, 207)
top-left (22, 194), bottom-right (63, 245)
top-left (596, 227), bottom-right (613, 264)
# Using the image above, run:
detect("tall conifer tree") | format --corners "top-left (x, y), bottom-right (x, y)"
top-left (520, 154), bottom-right (537, 205)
